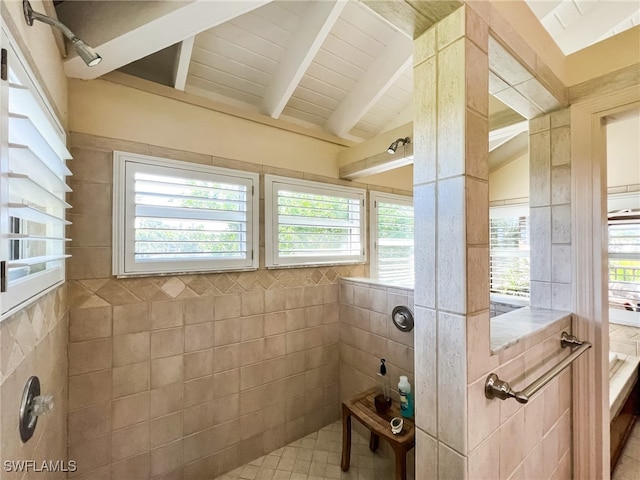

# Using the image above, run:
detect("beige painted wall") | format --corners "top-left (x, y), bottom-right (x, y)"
top-left (1, 0), bottom-right (68, 124)
top-left (607, 113), bottom-right (640, 188)
top-left (567, 26), bottom-right (640, 86)
top-left (68, 79), bottom-right (344, 178)
top-left (489, 153), bottom-right (530, 203)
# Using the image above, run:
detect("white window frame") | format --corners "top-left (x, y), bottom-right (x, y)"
top-left (1, 26), bottom-right (71, 320)
top-left (264, 175), bottom-right (366, 268)
top-left (607, 192), bottom-right (640, 313)
top-left (113, 151), bottom-right (259, 276)
top-left (489, 204), bottom-right (530, 299)
top-left (369, 191), bottom-right (414, 284)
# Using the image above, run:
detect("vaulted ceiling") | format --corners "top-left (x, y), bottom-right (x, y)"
top-left (55, 0), bottom-right (638, 146)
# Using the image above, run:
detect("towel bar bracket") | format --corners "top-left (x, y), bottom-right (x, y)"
top-left (485, 331), bottom-right (592, 404)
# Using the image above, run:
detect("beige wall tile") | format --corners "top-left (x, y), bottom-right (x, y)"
top-left (214, 344), bottom-right (240, 373)
top-left (184, 429), bottom-right (213, 464)
top-left (150, 383), bottom-right (183, 419)
top-left (112, 391), bottom-right (150, 430)
top-left (214, 318), bottom-right (241, 346)
top-left (468, 430), bottom-right (499, 480)
top-left (241, 315), bottom-right (264, 341)
top-left (437, 312), bottom-right (467, 454)
top-left (69, 307), bottom-right (112, 342)
top-left (265, 289), bottom-right (286, 313)
top-left (150, 440), bottom-right (183, 478)
top-left (184, 322), bottom-right (214, 352)
top-left (68, 434), bottom-right (112, 477)
top-left (184, 349), bottom-right (214, 380)
top-left (215, 295), bottom-right (241, 320)
top-left (112, 362), bottom-right (150, 399)
top-left (499, 409), bottom-right (525, 479)
top-left (69, 338), bottom-right (112, 375)
top-left (150, 411), bottom-right (183, 449)
top-left (113, 332), bottom-right (150, 367)
top-left (151, 355), bottom-right (183, 389)
top-left (151, 328), bottom-right (184, 359)
top-left (439, 441), bottom-right (467, 480)
top-left (111, 452), bottom-right (150, 480)
top-left (151, 300), bottom-right (184, 330)
top-left (69, 147), bottom-right (112, 183)
top-left (67, 247), bottom-right (112, 280)
top-left (184, 375), bottom-right (215, 407)
top-left (112, 422), bottom-right (149, 462)
top-left (241, 291), bottom-right (264, 316)
top-left (184, 296), bottom-right (214, 325)
top-left (184, 401), bottom-right (214, 436)
top-left (213, 370), bottom-right (240, 399)
top-left (213, 393), bottom-right (240, 425)
top-left (240, 363), bottom-right (264, 391)
top-left (69, 370), bottom-right (112, 409)
top-left (113, 303), bottom-right (150, 335)
top-left (68, 403), bottom-right (111, 444)
top-left (264, 312), bottom-right (287, 336)
top-left (240, 339), bottom-right (265, 365)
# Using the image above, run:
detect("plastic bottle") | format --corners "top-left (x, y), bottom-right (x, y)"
top-left (398, 375), bottom-right (414, 418)
top-left (378, 358), bottom-right (391, 401)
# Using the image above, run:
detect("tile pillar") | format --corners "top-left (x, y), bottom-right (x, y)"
top-left (529, 109), bottom-right (572, 310)
top-left (412, 6), bottom-right (496, 478)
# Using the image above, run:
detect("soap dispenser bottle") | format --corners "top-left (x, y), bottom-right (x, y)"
top-left (378, 358), bottom-right (391, 401)
top-left (398, 375), bottom-right (414, 418)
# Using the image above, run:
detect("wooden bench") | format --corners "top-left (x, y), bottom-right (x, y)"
top-left (341, 388), bottom-right (415, 480)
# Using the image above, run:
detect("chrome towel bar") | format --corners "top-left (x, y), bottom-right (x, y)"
top-left (485, 332), bottom-right (592, 404)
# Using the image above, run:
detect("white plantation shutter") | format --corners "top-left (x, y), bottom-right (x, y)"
top-left (113, 152), bottom-right (259, 276)
top-left (1, 31), bottom-right (72, 318)
top-left (489, 205), bottom-right (530, 298)
top-left (608, 210), bottom-right (640, 310)
top-left (370, 192), bottom-right (414, 285)
top-left (265, 175), bottom-right (365, 267)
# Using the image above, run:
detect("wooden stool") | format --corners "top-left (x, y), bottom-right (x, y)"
top-left (341, 388), bottom-right (415, 480)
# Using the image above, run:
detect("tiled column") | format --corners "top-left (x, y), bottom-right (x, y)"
top-left (412, 6), bottom-right (496, 478)
top-left (529, 109), bottom-right (572, 310)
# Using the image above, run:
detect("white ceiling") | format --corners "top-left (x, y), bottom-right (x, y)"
top-left (526, 0), bottom-right (640, 55)
top-left (56, 0), bottom-right (638, 144)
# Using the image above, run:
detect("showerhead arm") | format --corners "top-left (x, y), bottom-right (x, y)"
top-left (23, 0), bottom-right (102, 67)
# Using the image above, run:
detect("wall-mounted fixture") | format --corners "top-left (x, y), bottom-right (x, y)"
top-left (387, 137), bottom-right (410, 154)
top-left (23, 0), bottom-right (102, 67)
top-left (19, 376), bottom-right (54, 442)
top-left (391, 305), bottom-right (414, 332)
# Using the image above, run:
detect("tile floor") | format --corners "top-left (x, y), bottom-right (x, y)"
top-left (214, 421), bottom-right (399, 480)
top-left (612, 420), bottom-right (640, 480)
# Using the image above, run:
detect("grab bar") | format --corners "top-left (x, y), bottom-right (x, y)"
top-left (485, 331), bottom-right (592, 404)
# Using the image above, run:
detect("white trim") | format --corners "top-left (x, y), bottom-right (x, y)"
top-left (113, 151), bottom-right (259, 276)
top-left (265, 174), bottom-right (366, 268)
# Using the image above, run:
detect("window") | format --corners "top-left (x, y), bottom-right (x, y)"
top-left (489, 205), bottom-right (530, 298)
top-left (265, 175), bottom-right (365, 267)
top-left (1, 30), bottom-right (72, 318)
top-left (370, 192), bottom-right (414, 284)
top-left (113, 152), bottom-right (259, 276)
top-left (608, 194), bottom-right (640, 311)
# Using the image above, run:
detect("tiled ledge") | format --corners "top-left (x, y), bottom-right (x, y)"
top-left (340, 278), bottom-right (573, 355)
top-left (491, 307), bottom-right (572, 353)
top-left (609, 352), bottom-right (640, 418)
top-left (340, 277), bottom-right (414, 294)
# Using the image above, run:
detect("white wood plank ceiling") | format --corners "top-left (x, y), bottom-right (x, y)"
top-left (526, 0), bottom-right (640, 54)
top-left (56, 1), bottom-right (639, 143)
top-left (183, 1), bottom-right (413, 142)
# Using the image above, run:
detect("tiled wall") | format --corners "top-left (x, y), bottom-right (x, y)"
top-left (0, 287), bottom-right (69, 479)
top-left (489, 300), bottom-right (524, 318)
top-left (467, 316), bottom-right (573, 480)
top-left (528, 110), bottom-right (573, 311)
top-left (338, 279), bottom-right (415, 478)
top-left (610, 323), bottom-right (640, 356)
top-left (64, 132), bottom-right (374, 480)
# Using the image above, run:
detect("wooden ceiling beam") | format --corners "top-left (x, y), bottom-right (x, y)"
top-left (261, 0), bottom-right (347, 119)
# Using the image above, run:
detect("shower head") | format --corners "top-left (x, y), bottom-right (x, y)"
top-left (387, 137), bottom-right (410, 154)
top-left (23, 0), bottom-right (102, 67)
